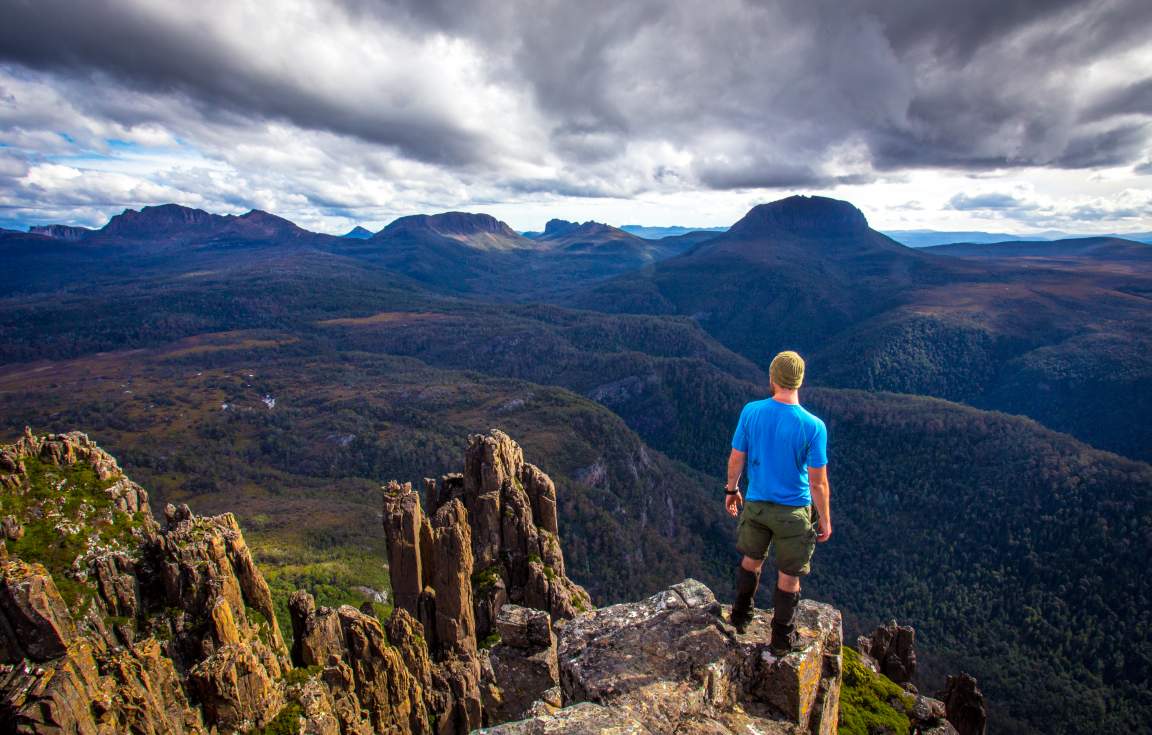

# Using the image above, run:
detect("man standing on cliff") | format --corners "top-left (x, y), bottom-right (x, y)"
top-left (725, 350), bottom-right (831, 654)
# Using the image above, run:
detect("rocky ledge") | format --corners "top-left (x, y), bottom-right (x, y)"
top-left (483, 579), bottom-right (842, 734)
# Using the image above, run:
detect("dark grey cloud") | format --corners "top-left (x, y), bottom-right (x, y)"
top-left (0, 0), bottom-right (1149, 210)
top-left (0, 0), bottom-right (489, 166)
top-left (1057, 123), bottom-right (1150, 168)
top-left (1086, 77), bottom-right (1152, 120)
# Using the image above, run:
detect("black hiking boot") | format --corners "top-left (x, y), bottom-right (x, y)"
top-left (769, 622), bottom-right (800, 656)
top-left (768, 586), bottom-right (802, 655)
top-left (729, 565), bottom-right (760, 633)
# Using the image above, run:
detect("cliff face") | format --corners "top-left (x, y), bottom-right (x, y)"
top-left (0, 429), bottom-right (287, 733)
top-left (0, 429), bottom-right (859, 734)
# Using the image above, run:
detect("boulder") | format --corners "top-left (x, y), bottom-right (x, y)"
top-left (486, 605), bottom-right (560, 723)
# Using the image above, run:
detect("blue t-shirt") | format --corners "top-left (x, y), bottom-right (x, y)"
top-left (731, 398), bottom-right (828, 506)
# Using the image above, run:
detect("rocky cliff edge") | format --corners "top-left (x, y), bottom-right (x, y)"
top-left (0, 429), bottom-right (862, 734)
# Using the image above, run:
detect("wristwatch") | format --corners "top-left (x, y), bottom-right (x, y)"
top-left (725, 486), bottom-right (739, 495)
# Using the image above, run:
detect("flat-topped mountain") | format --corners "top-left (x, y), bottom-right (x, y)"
top-left (378, 211), bottom-right (533, 251)
top-left (98, 204), bottom-right (314, 246)
top-left (27, 224), bottom-right (91, 241)
top-left (925, 235), bottom-right (1151, 261)
top-left (532, 218), bottom-right (699, 267)
top-left (685, 194), bottom-right (937, 265)
top-left (535, 219), bottom-right (645, 249)
top-left (728, 194), bottom-right (871, 239)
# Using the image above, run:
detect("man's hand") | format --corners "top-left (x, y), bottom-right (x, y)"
top-left (816, 516), bottom-right (832, 543)
top-left (725, 490), bottom-right (743, 517)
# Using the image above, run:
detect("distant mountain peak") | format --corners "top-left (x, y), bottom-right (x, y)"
top-left (100, 203), bottom-right (216, 236)
top-left (342, 225), bottom-right (373, 239)
top-left (543, 218), bottom-right (580, 236)
top-left (728, 195), bottom-right (870, 239)
top-left (377, 211), bottom-right (531, 251)
top-left (92, 202), bottom-right (309, 244)
top-left (541, 219), bottom-right (628, 239)
top-left (382, 211), bottom-right (520, 239)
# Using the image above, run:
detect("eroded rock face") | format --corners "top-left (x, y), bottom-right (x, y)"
top-left (858, 620), bottom-right (918, 687)
top-left (485, 605), bottom-right (560, 724)
top-left (938, 673), bottom-right (988, 735)
top-left (484, 579), bottom-right (843, 735)
top-left (382, 431), bottom-right (592, 732)
top-left (0, 431), bottom-right (283, 733)
top-left (288, 590), bottom-right (432, 734)
top-left (430, 430), bottom-right (592, 635)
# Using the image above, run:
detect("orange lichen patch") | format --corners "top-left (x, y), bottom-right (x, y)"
top-left (315, 311), bottom-right (453, 327)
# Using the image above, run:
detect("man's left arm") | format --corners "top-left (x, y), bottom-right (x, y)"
top-left (808, 422), bottom-right (831, 541)
top-left (809, 465), bottom-right (831, 542)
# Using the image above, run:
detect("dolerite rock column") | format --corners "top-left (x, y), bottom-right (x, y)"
top-left (427, 430), bottom-right (591, 638)
top-left (858, 619), bottom-right (918, 688)
top-left (938, 673), bottom-right (988, 735)
top-left (382, 484), bottom-right (483, 734)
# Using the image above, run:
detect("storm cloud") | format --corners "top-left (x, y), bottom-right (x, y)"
top-left (0, 0), bottom-right (1149, 230)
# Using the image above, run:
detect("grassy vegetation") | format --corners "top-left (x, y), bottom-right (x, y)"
top-left (246, 702), bottom-right (303, 735)
top-left (472, 564), bottom-right (505, 593)
top-left (283, 665), bottom-right (322, 685)
top-left (1, 455), bottom-right (144, 610)
top-left (250, 533), bottom-right (393, 647)
top-left (839, 647), bottom-right (915, 735)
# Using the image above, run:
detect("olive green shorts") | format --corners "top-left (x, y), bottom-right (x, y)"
top-left (736, 500), bottom-right (818, 576)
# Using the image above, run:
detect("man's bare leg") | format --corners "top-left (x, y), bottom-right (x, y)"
top-left (742, 556), bottom-right (765, 573)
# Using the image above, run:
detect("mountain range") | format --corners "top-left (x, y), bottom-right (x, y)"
top-left (1, 194), bottom-right (1150, 733)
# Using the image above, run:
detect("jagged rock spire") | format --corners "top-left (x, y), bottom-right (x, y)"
top-left (384, 430), bottom-right (590, 643)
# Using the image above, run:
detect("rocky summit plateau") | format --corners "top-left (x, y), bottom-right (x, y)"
top-left (0, 429), bottom-right (965, 734)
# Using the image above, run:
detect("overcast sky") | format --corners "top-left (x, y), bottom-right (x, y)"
top-left (1, 0), bottom-right (1150, 234)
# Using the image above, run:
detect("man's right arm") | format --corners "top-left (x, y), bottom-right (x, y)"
top-left (809, 465), bottom-right (831, 542)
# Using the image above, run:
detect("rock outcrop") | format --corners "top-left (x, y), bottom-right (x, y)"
top-left (382, 430), bottom-right (592, 731)
top-left (0, 430), bottom-right (446, 734)
top-left (937, 673), bottom-right (987, 735)
top-left (858, 620), bottom-right (918, 688)
top-left (432, 430), bottom-right (591, 637)
top-left (484, 578), bottom-right (843, 734)
top-left (287, 590), bottom-right (432, 733)
top-left (484, 605), bottom-right (560, 723)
